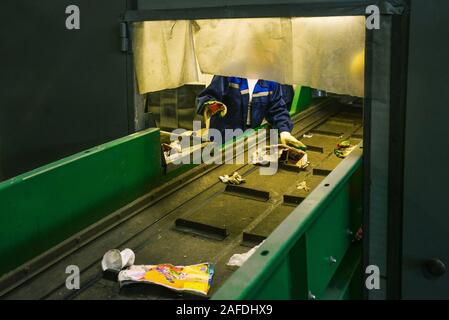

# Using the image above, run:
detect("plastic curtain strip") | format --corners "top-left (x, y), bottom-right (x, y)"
top-left (133, 17), bottom-right (365, 97)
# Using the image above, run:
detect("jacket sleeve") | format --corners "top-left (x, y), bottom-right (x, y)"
top-left (265, 83), bottom-right (293, 133)
top-left (281, 84), bottom-right (295, 110)
top-left (196, 76), bottom-right (227, 115)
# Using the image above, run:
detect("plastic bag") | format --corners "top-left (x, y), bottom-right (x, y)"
top-left (118, 263), bottom-right (214, 296)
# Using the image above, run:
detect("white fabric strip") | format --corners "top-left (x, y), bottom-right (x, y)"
top-left (252, 91), bottom-right (271, 98)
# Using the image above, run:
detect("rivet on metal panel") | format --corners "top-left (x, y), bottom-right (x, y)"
top-left (424, 259), bottom-right (447, 277)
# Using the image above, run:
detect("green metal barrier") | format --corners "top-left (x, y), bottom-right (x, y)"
top-left (0, 129), bottom-right (162, 277)
top-left (290, 86), bottom-right (313, 116)
top-left (213, 147), bottom-right (363, 300)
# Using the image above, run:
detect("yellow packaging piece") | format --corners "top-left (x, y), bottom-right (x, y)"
top-left (118, 263), bottom-right (214, 295)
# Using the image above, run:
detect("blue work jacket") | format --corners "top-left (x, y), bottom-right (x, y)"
top-left (196, 76), bottom-right (293, 140)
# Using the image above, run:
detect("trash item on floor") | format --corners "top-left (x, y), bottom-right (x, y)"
top-left (101, 248), bottom-right (135, 272)
top-left (338, 140), bottom-right (352, 148)
top-left (250, 147), bottom-right (280, 165)
top-left (219, 171), bottom-right (246, 185)
top-left (118, 263), bottom-right (214, 296)
top-left (334, 140), bottom-right (357, 158)
top-left (297, 180), bottom-right (310, 192)
top-left (278, 145), bottom-right (309, 169)
top-left (227, 241), bottom-right (265, 267)
top-left (303, 133), bottom-right (313, 138)
top-left (162, 140), bottom-right (183, 163)
top-left (251, 144), bottom-right (309, 169)
top-left (162, 140), bottom-right (182, 154)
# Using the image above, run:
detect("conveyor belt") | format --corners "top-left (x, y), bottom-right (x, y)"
top-left (2, 99), bottom-right (363, 300)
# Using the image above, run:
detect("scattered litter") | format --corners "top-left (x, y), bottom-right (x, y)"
top-left (303, 133), bottom-right (313, 138)
top-left (334, 140), bottom-right (357, 158)
top-left (251, 145), bottom-right (309, 169)
top-left (278, 145), bottom-right (309, 169)
top-left (101, 248), bottom-right (135, 272)
top-left (297, 181), bottom-right (310, 192)
top-left (219, 171), bottom-right (246, 185)
top-left (162, 140), bottom-right (182, 154)
top-left (250, 148), bottom-right (279, 165)
top-left (162, 140), bottom-right (183, 162)
top-left (227, 242), bottom-right (265, 267)
top-left (118, 263), bottom-right (214, 296)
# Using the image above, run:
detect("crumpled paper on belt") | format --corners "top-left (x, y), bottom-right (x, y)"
top-left (251, 144), bottom-right (309, 169)
top-left (227, 241), bottom-right (265, 267)
top-left (334, 140), bottom-right (357, 158)
top-left (219, 171), bottom-right (246, 185)
top-left (101, 248), bottom-right (135, 272)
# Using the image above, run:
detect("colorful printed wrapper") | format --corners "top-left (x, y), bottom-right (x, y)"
top-left (118, 263), bottom-right (214, 295)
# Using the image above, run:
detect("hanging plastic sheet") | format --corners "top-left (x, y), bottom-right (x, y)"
top-left (132, 20), bottom-right (199, 93)
top-left (193, 17), bottom-right (365, 97)
top-left (192, 18), bottom-right (293, 85)
top-left (133, 17), bottom-right (365, 97)
top-left (291, 16), bottom-right (365, 97)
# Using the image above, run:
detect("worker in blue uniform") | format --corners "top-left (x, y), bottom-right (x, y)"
top-left (196, 76), bottom-right (305, 148)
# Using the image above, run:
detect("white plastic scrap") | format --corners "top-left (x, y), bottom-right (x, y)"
top-left (101, 248), bottom-right (136, 272)
top-left (219, 171), bottom-right (246, 185)
top-left (295, 152), bottom-right (310, 169)
top-left (163, 140), bottom-right (183, 161)
top-left (227, 241), bottom-right (265, 267)
top-left (297, 181), bottom-right (310, 192)
top-left (250, 149), bottom-right (280, 165)
top-left (251, 145), bottom-right (309, 169)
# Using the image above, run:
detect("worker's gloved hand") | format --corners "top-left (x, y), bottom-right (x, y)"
top-left (280, 131), bottom-right (307, 150)
top-left (203, 101), bottom-right (227, 118)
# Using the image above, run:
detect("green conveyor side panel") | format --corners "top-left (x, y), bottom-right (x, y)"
top-left (290, 86), bottom-right (313, 116)
top-left (213, 147), bottom-right (363, 300)
top-left (0, 128), bottom-right (162, 277)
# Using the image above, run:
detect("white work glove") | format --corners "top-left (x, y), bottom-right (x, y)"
top-left (280, 131), bottom-right (306, 150)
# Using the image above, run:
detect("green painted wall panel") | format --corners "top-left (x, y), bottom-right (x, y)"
top-left (0, 129), bottom-right (162, 276)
